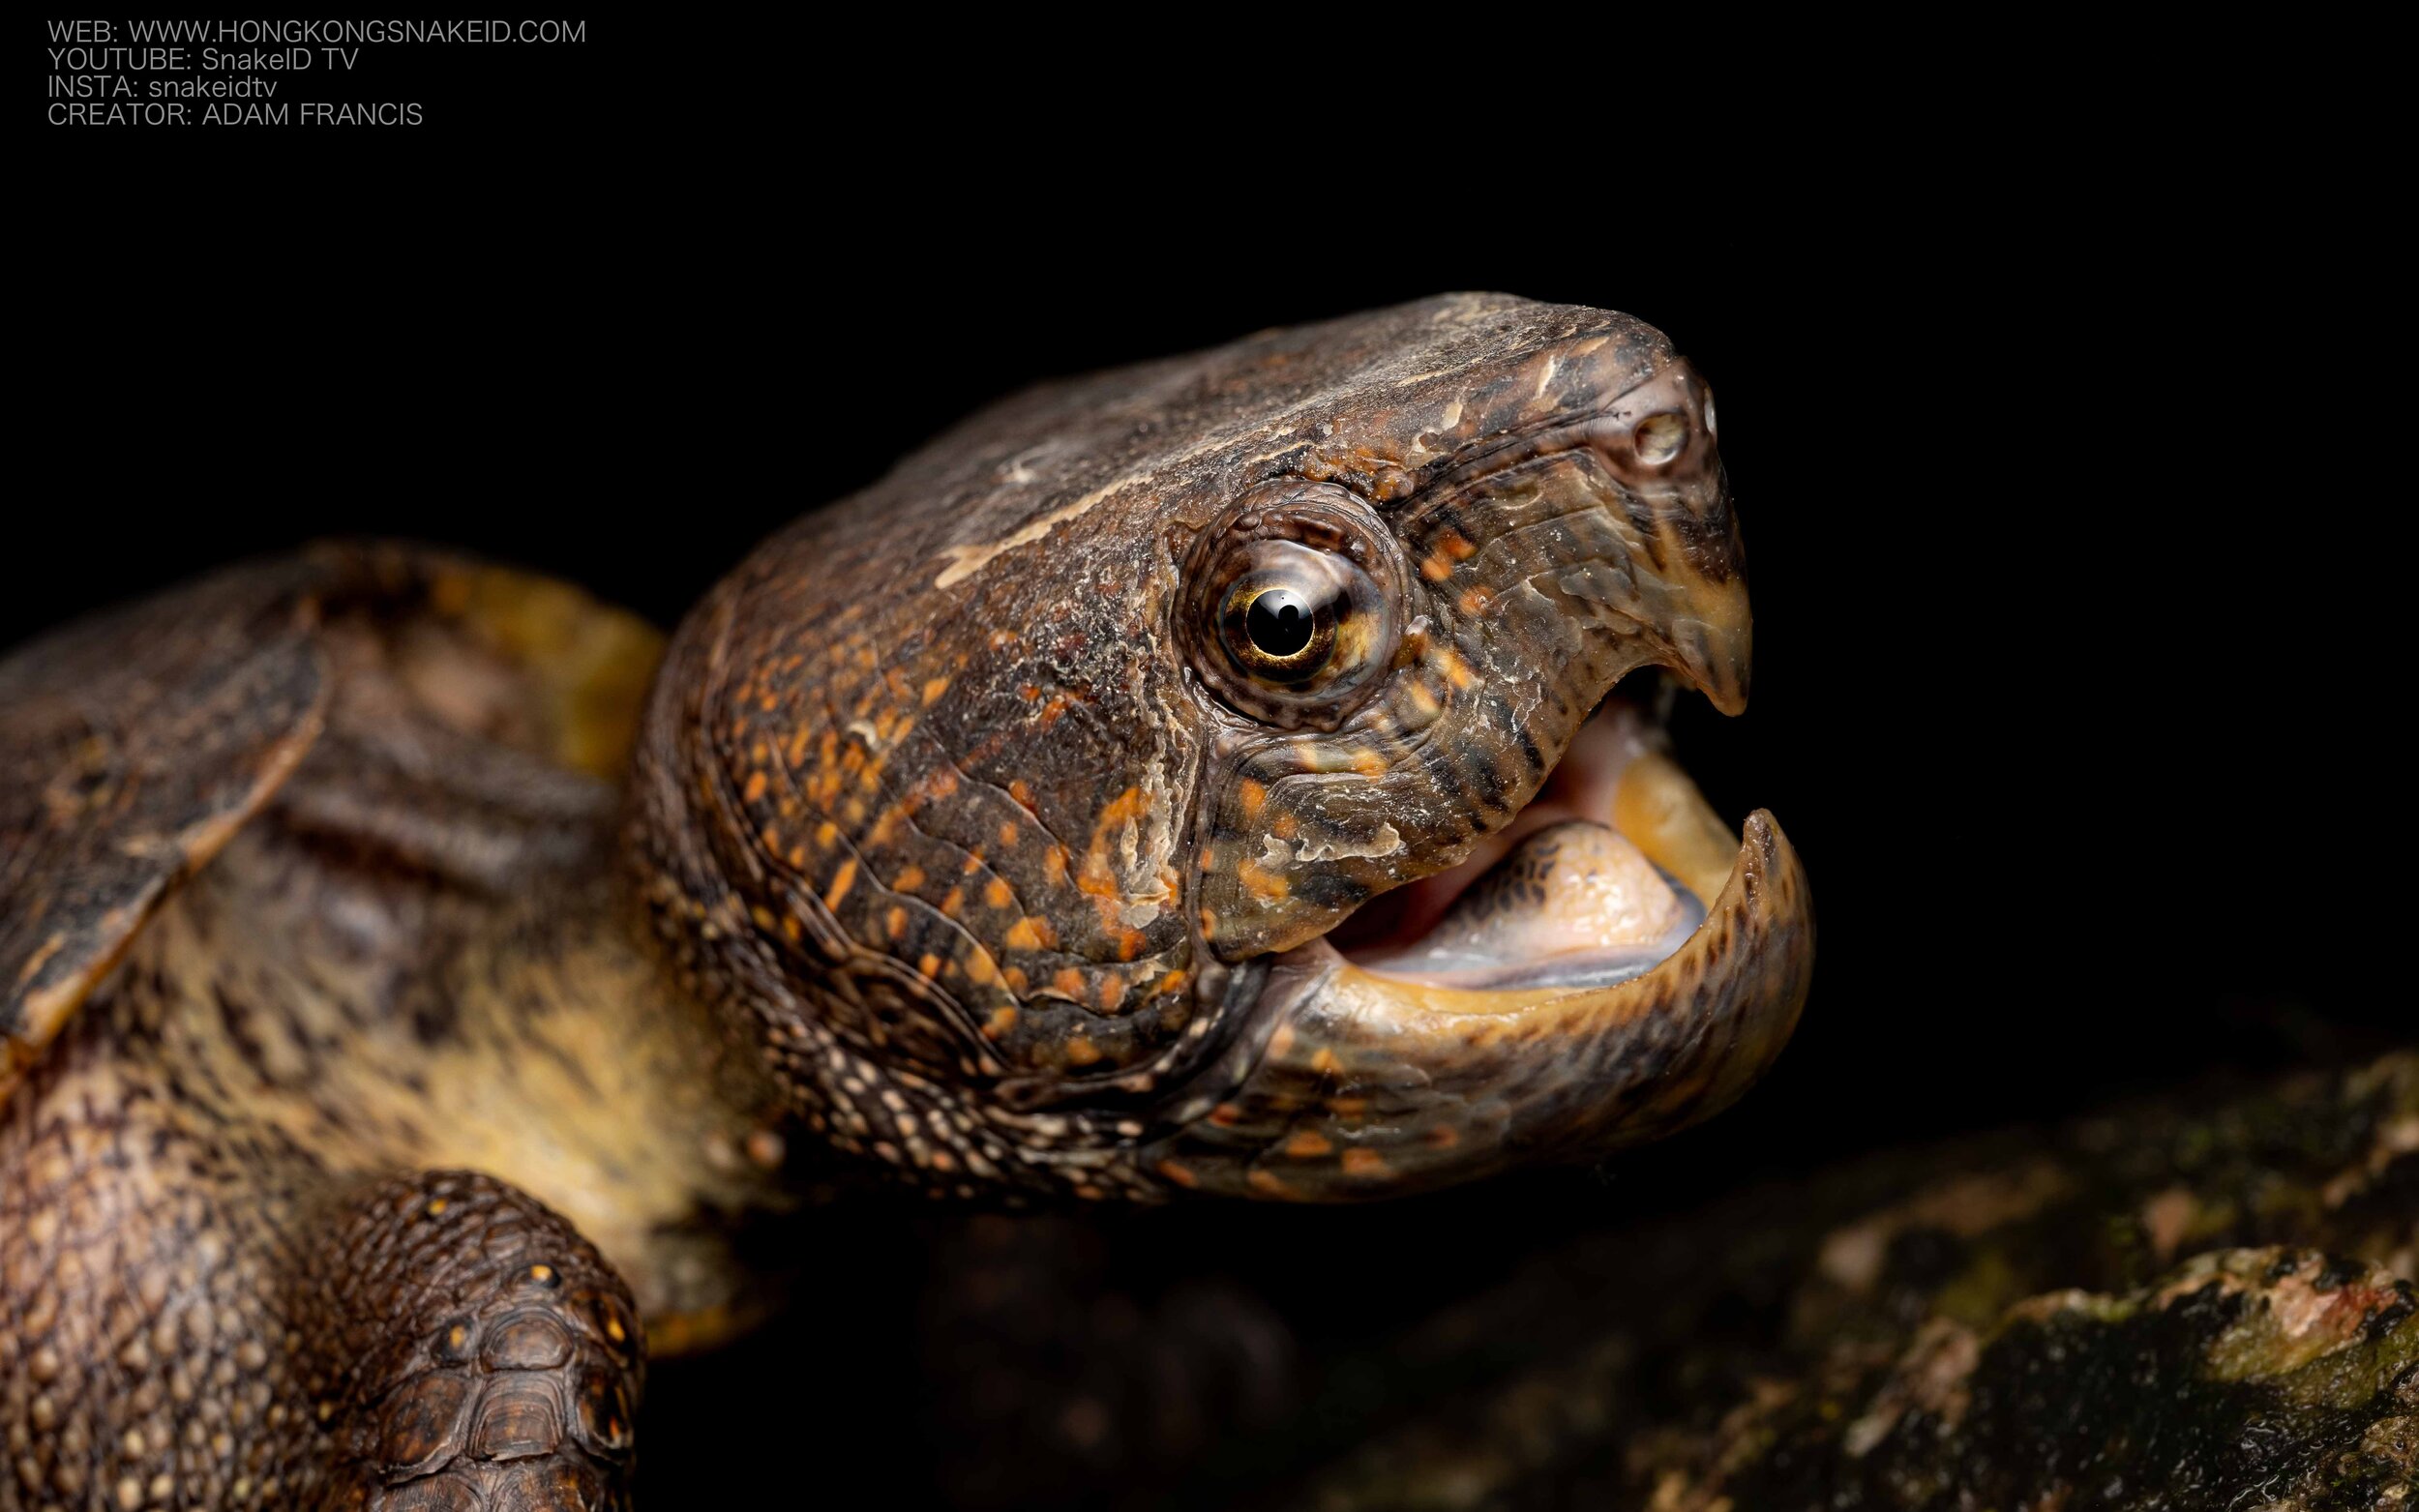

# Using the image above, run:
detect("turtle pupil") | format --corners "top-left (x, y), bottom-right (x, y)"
top-left (1248, 589), bottom-right (1315, 657)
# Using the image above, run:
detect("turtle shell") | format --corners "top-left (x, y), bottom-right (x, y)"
top-left (0, 542), bottom-right (662, 1110)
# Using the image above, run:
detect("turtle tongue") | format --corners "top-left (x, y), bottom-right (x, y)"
top-left (1346, 819), bottom-right (1707, 992)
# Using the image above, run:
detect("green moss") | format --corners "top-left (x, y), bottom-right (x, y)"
top-left (1732, 1252), bottom-right (2413, 1511)
top-left (1283, 1054), bottom-right (2419, 1512)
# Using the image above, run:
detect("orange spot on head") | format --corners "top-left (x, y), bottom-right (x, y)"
top-left (1156, 1160), bottom-right (1200, 1189)
top-left (1044, 845), bottom-right (1071, 886)
top-left (999, 820), bottom-right (1019, 848)
top-left (822, 859), bottom-right (858, 910)
top-left (1002, 966), bottom-right (1028, 993)
top-left (940, 886), bottom-right (965, 918)
top-left (1097, 975), bottom-right (1126, 1013)
top-left (1420, 553), bottom-right (1454, 582)
top-left (1052, 967), bottom-right (1087, 998)
top-left (1350, 749), bottom-right (1387, 778)
top-left (984, 877), bottom-right (1016, 910)
top-left (743, 771), bottom-right (768, 803)
top-left (917, 953), bottom-right (942, 979)
top-left (1237, 860), bottom-right (1290, 900)
top-left (1009, 779), bottom-right (1033, 808)
top-left (921, 676), bottom-right (950, 706)
top-left (1424, 1123), bottom-right (1460, 1149)
top-left (984, 1005), bottom-right (1019, 1038)
top-left (1237, 780), bottom-right (1267, 820)
top-left (1439, 528), bottom-right (1477, 562)
top-left (1004, 916), bottom-right (1057, 952)
top-left (1065, 1036), bottom-right (1102, 1067)
top-left (1209, 1102), bottom-right (1243, 1127)
top-left (892, 864), bottom-right (926, 894)
top-left (1341, 1149), bottom-right (1390, 1177)
top-left (1155, 969), bottom-right (1189, 996)
top-left (884, 905), bottom-right (908, 940)
top-left (1284, 1131), bottom-right (1333, 1158)
top-left (1246, 1170), bottom-right (1293, 1197)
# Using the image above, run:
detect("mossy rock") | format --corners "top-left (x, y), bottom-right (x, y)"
top-left (1290, 1054), bottom-right (2418, 1511)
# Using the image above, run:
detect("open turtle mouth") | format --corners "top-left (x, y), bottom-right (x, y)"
top-left (1146, 668), bottom-right (1808, 1196)
top-left (1327, 678), bottom-right (1743, 994)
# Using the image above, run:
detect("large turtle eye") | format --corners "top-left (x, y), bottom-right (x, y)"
top-left (1218, 549), bottom-right (1345, 683)
top-left (1180, 483), bottom-right (1405, 729)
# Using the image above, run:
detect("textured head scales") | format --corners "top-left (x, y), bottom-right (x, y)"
top-left (632, 294), bottom-right (1787, 1198)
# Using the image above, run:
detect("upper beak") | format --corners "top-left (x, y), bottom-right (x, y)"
top-left (1601, 360), bottom-right (1752, 717)
top-left (1664, 596), bottom-right (1752, 717)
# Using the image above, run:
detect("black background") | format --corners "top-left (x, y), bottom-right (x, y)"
top-left (25, 18), bottom-right (2398, 1508)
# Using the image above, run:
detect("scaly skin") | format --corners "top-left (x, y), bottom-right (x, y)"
top-left (3, 550), bottom-right (767, 1509)
top-left (3, 296), bottom-right (1817, 1505)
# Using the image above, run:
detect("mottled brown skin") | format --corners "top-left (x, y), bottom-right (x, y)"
top-left (2, 295), bottom-right (1811, 1506)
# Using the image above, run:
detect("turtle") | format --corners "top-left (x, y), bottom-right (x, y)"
top-left (0, 293), bottom-right (1812, 1510)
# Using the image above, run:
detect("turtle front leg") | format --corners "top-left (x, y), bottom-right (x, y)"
top-left (304, 1171), bottom-right (643, 1511)
top-left (3, 1139), bottom-right (642, 1511)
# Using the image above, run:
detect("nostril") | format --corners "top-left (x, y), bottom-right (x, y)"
top-left (1634, 412), bottom-right (1688, 464)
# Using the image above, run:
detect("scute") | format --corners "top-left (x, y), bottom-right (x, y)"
top-left (0, 543), bottom-right (666, 1112)
top-left (0, 560), bottom-right (329, 1106)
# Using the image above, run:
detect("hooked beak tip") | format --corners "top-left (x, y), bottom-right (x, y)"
top-left (1668, 611), bottom-right (1752, 717)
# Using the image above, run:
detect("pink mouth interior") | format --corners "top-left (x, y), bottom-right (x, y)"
top-left (1329, 697), bottom-right (1670, 964)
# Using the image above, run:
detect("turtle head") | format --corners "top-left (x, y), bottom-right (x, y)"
top-left (631, 294), bottom-right (1811, 1201)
